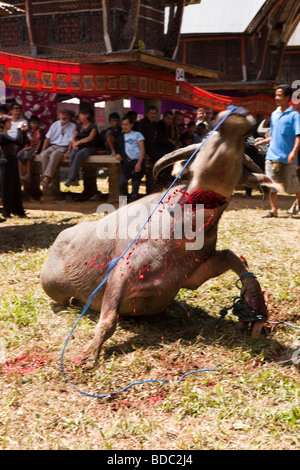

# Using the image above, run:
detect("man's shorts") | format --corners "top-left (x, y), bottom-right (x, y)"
top-left (265, 160), bottom-right (300, 194)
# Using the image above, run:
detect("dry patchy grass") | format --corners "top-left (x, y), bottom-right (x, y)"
top-left (0, 191), bottom-right (299, 450)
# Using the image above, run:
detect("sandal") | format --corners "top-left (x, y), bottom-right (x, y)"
top-left (262, 211), bottom-right (278, 218)
top-left (22, 174), bottom-right (32, 183)
top-left (42, 176), bottom-right (50, 186)
top-left (42, 176), bottom-right (53, 187)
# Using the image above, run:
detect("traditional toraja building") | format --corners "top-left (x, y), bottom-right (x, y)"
top-left (0, 1), bottom-right (205, 62)
top-left (0, 0), bottom-right (299, 119)
top-left (0, 0), bottom-right (236, 132)
top-left (176, 0), bottom-right (300, 101)
top-left (0, 0), bottom-right (235, 128)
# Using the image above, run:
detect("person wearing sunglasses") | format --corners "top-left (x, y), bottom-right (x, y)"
top-left (7, 103), bottom-right (28, 139)
top-left (40, 108), bottom-right (76, 187)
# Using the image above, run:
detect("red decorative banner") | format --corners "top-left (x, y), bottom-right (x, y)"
top-left (231, 94), bottom-right (275, 115)
top-left (0, 51), bottom-right (232, 111)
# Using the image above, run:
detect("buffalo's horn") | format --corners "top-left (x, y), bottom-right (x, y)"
top-left (243, 153), bottom-right (264, 174)
top-left (153, 144), bottom-right (200, 180)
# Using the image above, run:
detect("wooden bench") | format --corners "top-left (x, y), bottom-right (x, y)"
top-left (22, 151), bottom-right (121, 205)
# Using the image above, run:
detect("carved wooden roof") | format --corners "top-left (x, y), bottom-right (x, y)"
top-left (245, 0), bottom-right (300, 44)
top-left (0, 1), bottom-right (23, 16)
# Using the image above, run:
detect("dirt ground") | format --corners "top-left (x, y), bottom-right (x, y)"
top-left (20, 189), bottom-right (297, 216)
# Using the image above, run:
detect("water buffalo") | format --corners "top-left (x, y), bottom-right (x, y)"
top-left (41, 109), bottom-right (275, 363)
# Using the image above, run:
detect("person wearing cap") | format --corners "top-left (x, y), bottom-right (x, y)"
top-left (40, 108), bottom-right (76, 187)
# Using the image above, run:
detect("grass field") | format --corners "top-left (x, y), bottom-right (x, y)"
top-left (0, 189), bottom-right (299, 450)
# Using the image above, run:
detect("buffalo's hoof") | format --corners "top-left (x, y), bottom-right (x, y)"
top-left (80, 343), bottom-right (101, 369)
top-left (251, 321), bottom-right (266, 338)
top-left (236, 320), bottom-right (267, 337)
top-left (73, 354), bottom-right (98, 370)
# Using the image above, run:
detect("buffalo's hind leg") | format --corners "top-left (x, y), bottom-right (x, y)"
top-left (184, 249), bottom-right (268, 336)
top-left (82, 281), bottom-right (121, 364)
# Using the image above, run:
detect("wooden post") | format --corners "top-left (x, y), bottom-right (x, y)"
top-left (22, 161), bottom-right (42, 201)
top-left (107, 162), bottom-right (121, 206)
top-left (41, 168), bottom-right (62, 201)
top-left (25, 0), bottom-right (37, 56)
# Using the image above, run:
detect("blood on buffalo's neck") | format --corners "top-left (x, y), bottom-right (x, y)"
top-left (188, 114), bottom-right (252, 200)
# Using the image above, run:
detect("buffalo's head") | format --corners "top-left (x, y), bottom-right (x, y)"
top-left (153, 109), bottom-right (280, 199)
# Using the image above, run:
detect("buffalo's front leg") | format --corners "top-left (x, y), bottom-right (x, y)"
top-left (184, 249), bottom-right (268, 335)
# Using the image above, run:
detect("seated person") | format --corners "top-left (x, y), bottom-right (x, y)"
top-left (17, 115), bottom-right (44, 183)
top-left (40, 108), bottom-right (76, 187)
top-left (7, 103), bottom-right (28, 139)
top-left (65, 109), bottom-right (97, 187)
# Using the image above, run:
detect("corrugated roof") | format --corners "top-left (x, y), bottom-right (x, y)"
top-left (179, 0), bottom-right (267, 34)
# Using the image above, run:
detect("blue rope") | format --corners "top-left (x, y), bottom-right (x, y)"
top-left (265, 321), bottom-right (300, 330)
top-left (59, 105), bottom-right (249, 398)
top-left (62, 369), bottom-right (222, 399)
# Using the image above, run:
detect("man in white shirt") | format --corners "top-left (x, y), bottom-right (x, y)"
top-left (7, 103), bottom-right (28, 139)
top-left (40, 108), bottom-right (76, 186)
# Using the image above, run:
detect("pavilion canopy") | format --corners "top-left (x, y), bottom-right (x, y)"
top-left (1, 51), bottom-right (277, 115)
top-left (0, 51), bottom-right (232, 111)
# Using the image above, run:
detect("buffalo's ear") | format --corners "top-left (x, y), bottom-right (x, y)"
top-left (171, 160), bottom-right (190, 179)
top-left (153, 144), bottom-right (200, 180)
top-left (239, 168), bottom-right (282, 200)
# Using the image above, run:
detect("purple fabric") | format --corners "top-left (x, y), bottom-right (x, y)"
top-left (130, 97), bottom-right (145, 115)
top-left (161, 99), bottom-right (197, 114)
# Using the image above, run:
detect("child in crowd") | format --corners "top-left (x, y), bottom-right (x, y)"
top-left (115, 114), bottom-right (145, 202)
top-left (17, 115), bottom-right (44, 182)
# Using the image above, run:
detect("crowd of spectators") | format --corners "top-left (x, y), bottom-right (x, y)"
top-left (1, 95), bottom-right (299, 222)
top-left (0, 102), bottom-right (215, 220)
top-left (104, 105), bottom-right (215, 198)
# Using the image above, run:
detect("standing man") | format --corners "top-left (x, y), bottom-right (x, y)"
top-left (195, 107), bottom-right (206, 126)
top-left (288, 101), bottom-right (300, 214)
top-left (137, 105), bottom-right (161, 194)
top-left (105, 112), bottom-right (122, 156)
top-left (256, 84), bottom-right (300, 217)
top-left (195, 107), bottom-right (211, 130)
top-left (40, 108), bottom-right (76, 187)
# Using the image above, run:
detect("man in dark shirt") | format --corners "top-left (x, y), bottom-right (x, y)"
top-left (137, 105), bottom-right (161, 194)
top-left (156, 111), bottom-right (176, 155)
top-left (105, 112), bottom-right (122, 156)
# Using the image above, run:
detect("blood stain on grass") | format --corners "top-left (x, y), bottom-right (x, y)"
top-left (1, 353), bottom-right (49, 376)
